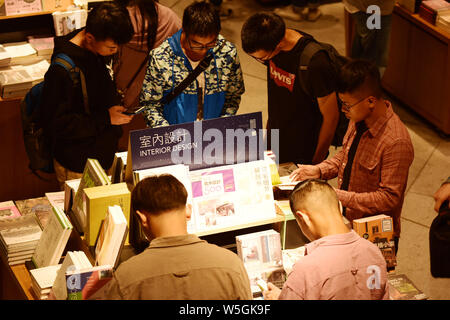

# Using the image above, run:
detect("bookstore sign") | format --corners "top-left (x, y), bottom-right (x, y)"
top-left (129, 112), bottom-right (278, 171)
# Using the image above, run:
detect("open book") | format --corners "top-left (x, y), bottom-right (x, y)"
top-left (236, 229), bottom-right (285, 297)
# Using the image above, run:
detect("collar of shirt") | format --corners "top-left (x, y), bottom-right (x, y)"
top-left (148, 234), bottom-right (205, 249)
top-left (305, 230), bottom-right (361, 255)
top-left (366, 100), bottom-right (394, 138)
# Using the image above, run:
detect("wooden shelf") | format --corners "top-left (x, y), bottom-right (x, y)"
top-left (382, 4), bottom-right (450, 135)
top-left (0, 11), bottom-right (57, 21)
top-left (395, 4), bottom-right (450, 43)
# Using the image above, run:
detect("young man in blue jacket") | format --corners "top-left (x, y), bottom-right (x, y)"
top-left (140, 0), bottom-right (245, 128)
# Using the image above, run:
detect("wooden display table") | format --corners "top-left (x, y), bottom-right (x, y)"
top-left (0, 211), bottom-right (293, 300)
top-left (382, 4), bottom-right (450, 135)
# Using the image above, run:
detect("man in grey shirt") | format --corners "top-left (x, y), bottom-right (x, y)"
top-left (91, 174), bottom-right (252, 300)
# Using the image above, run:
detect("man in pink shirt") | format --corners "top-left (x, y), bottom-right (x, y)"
top-left (290, 60), bottom-right (414, 253)
top-left (263, 179), bottom-right (389, 300)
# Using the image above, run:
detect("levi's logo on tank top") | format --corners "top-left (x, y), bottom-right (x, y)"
top-left (269, 60), bottom-right (296, 92)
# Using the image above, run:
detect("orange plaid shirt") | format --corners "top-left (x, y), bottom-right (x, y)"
top-left (317, 101), bottom-right (414, 237)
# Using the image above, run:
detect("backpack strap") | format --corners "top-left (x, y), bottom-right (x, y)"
top-left (52, 53), bottom-right (90, 115)
top-left (298, 41), bottom-right (325, 100)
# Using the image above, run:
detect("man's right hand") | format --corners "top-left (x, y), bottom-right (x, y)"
top-left (109, 105), bottom-right (133, 125)
top-left (289, 164), bottom-right (321, 181)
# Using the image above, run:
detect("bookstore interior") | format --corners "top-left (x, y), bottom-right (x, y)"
top-left (0, 0), bottom-right (450, 302)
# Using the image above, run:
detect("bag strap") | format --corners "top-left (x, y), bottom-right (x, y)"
top-left (119, 55), bottom-right (150, 99)
top-left (161, 40), bottom-right (227, 105)
top-left (52, 53), bottom-right (90, 115)
top-left (298, 41), bottom-right (324, 99)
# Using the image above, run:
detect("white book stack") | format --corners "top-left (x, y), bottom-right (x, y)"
top-left (30, 264), bottom-right (62, 300)
top-left (52, 251), bottom-right (92, 300)
top-left (31, 206), bottom-right (73, 269)
top-left (27, 36), bottom-right (54, 62)
top-left (0, 214), bottom-right (42, 265)
top-left (0, 68), bottom-right (34, 99)
top-left (437, 10), bottom-right (450, 33)
top-left (2, 42), bottom-right (38, 66)
top-left (0, 45), bottom-right (11, 68)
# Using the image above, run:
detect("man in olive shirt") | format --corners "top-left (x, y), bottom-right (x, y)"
top-left (91, 174), bottom-right (252, 300)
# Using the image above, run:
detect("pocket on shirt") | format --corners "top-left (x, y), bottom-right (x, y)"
top-left (358, 158), bottom-right (381, 188)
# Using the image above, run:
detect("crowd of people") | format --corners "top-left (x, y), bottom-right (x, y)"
top-left (38, 0), bottom-right (449, 300)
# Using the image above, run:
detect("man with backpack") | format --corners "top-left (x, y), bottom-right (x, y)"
top-left (40, 2), bottom-right (134, 188)
top-left (241, 12), bottom-right (344, 165)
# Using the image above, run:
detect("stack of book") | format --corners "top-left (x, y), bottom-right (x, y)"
top-left (353, 214), bottom-right (397, 270)
top-left (0, 214), bottom-right (42, 265)
top-left (0, 44), bottom-right (11, 67)
top-left (419, 0), bottom-right (450, 24)
top-left (0, 68), bottom-right (33, 99)
top-left (52, 251), bottom-right (92, 300)
top-left (236, 229), bottom-right (285, 298)
top-left (0, 59), bottom-right (49, 98)
top-left (436, 9), bottom-right (450, 32)
top-left (27, 36), bottom-right (54, 62)
top-left (1, 42), bottom-right (38, 66)
top-left (30, 264), bottom-right (62, 300)
top-left (15, 197), bottom-right (54, 230)
top-left (0, 200), bottom-right (22, 219)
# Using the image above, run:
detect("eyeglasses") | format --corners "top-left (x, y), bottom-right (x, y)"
top-left (187, 37), bottom-right (217, 51)
top-left (251, 51), bottom-right (274, 63)
top-left (338, 95), bottom-right (369, 111)
top-left (250, 49), bottom-right (277, 64)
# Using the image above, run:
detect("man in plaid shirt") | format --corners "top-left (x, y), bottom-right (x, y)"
top-left (290, 59), bottom-right (414, 253)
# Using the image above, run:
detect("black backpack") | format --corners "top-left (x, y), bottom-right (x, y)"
top-left (298, 39), bottom-right (350, 147)
top-left (20, 53), bottom-right (89, 179)
top-left (429, 200), bottom-right (450, 278)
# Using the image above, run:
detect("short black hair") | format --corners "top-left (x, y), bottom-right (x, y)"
top-left (85, 2), bottom-right (134, 45)
top-left (182, 1), bottom-right (221, 38)
top-left (132, 174), bottom-right (188, 215)
top-left (241, 13), bottom-right (285, 54)
top-left (337, 59), bottom-right (383, 98)
top-left (289, 179), bottom-right (339, 214)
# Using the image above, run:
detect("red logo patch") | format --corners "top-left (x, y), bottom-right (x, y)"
top-left (269, 60), bottom-right (296, 92)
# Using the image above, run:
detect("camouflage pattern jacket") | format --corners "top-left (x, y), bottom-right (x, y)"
top-left (140, 29), bottom-right (245, 128)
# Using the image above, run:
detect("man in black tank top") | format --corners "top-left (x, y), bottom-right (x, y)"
top-left (241, 13), bottom-right (340, 165)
